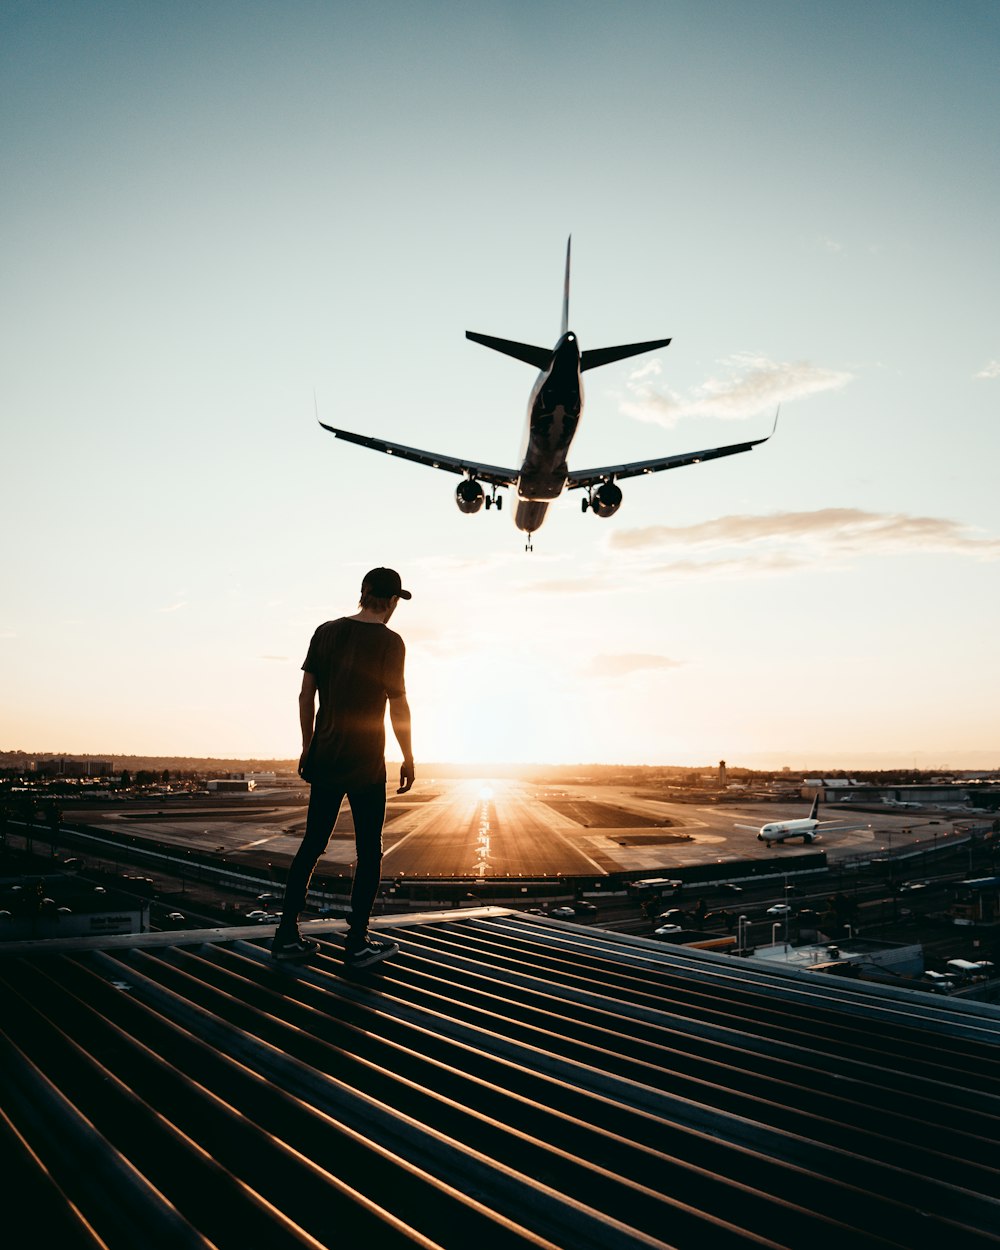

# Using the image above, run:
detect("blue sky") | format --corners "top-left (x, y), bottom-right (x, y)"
top-left (2, 1), bottom-right (998, 767)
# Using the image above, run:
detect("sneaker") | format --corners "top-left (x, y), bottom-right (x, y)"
top-left (345, 932), bottom-right (399, 969)
top-left (272, 934), bottom-right (320, 961)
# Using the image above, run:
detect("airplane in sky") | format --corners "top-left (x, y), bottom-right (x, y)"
top-left (735, 796), bottom-right (858, 847)
top-left (319, 239), bottom-right (775, 549)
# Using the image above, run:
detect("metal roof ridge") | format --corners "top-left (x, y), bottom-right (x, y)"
top-left (0, 906), bottom-right (513, 957)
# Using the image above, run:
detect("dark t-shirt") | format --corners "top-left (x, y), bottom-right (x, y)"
top-left (301, 617), bottom-right (406, 788)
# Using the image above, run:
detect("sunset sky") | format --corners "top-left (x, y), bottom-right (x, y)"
top-left (2, 1), bottom-right (998, 769)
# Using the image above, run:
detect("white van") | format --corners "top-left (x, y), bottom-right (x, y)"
top-left (946, 959), bottom-right (994, 981)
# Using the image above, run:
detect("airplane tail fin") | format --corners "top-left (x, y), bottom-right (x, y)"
top-left (561, 235), bottom-right (571, 336)
top-left (465, 331), bottom-right (551, 369)
top-left (468, 236), bottom-right (670, 372)
top-left (465, 234), bottom-right (573, 367)
top-left (808, 794), bottom-right (821, 820)
top-left (581, 337), bottom-right (672, 372)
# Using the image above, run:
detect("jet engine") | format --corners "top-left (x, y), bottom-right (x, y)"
top-left (455, 478), bottom-right (485, 514)
top-left (588, 481), bottom-right (622, 518)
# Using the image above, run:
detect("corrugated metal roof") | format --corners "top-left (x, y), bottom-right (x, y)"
top-left (2, 909), bottom-right (1000, 1249)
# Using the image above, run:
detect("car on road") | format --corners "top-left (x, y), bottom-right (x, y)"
top-left (921, 971), bottom-right (955, 994)
top-left (766, 903), bottom-right (793, 918)
top-left (628, 878), bottom-right (683, 897)
top-left (899, 880), bottom-right (929, 893)
top-left (717, 883), bottom-right (743, 895)
top-left (166, 912), bottom-right (186, 923)
top-left (245, 909), bottom-right (268, 921)
top-left (653, 924), bottom-right (683, 937)
top-left (656, 909), bottom-right (686, 926)
top-left (550, 906), bottom-right (576, 919)
top-left (573, 901), bottom-right (598, 917)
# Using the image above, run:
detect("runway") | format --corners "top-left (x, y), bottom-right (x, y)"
top-left (382, 781), bottom-right (609, 877)
top-left (76, 778), bottom-right (952, 880)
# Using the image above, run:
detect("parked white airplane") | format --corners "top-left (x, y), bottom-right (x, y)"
top-left (318, 239), bottom-right (776, 549)
top-left (735, 795), bottom-right (854, 847)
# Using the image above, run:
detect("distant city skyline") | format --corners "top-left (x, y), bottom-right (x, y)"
top-left (2, 747), bottom-right (998, 774)
top-left (2, 3), bottom-right (998, 768)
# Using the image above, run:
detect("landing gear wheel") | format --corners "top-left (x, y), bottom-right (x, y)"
top-left (581, 498), bottom-right (589, 513)
top-left (485, 496), bottom-right (492, 510)
top-left (495, 494), bottom-right (503, 511)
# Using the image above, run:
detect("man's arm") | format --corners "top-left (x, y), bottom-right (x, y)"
top-left (389, 693), bottom-right (414, 793)
top-left (298, 672), bottom-right (318, 777)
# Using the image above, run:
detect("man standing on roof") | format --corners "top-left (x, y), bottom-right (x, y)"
top-left (272, 567), bottom-right (415, 967)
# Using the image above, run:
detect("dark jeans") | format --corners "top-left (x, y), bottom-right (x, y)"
top-left (279, 781), bottom-right (386, 938)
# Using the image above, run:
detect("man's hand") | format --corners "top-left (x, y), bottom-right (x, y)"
top-left (298, 749), bottom-right (311, 780)
top-left (397, 758), bottom-right (415, 794)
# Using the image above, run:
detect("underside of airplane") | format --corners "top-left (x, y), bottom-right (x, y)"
top-left (319, 239), bottom-right (775, 548)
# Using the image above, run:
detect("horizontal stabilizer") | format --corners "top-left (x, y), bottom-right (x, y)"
top-left (580, 337), bottom-right (671, 372)
top-left (466, 331), bottom-right (552, 370)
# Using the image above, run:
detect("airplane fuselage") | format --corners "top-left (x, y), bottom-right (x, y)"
top-left (514, 332), bottom-right (583, 533)
top-left (758, 818), bottom-right (819, 845)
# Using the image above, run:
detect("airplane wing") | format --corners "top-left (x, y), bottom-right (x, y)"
top-left (734, 823), bottom-right (763, 833)
top-left (566, 430), bottom-right (773, 491)
top-left (318, 422), bottom-right (520, 489)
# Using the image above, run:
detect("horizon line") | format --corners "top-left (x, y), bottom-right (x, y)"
top-left (2, 749), bottom-right (998, 774)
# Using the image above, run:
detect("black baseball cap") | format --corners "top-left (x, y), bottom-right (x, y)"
top-left (362, 567), bottom-right (411, 600)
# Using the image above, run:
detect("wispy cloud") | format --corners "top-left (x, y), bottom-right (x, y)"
top-left (643, 553), bottom-right (804, 579)
top-left (521, 578), bottom-right (601, 596)
top-left (409, 551), bottom-right (527, 577)
top-left (586, 653), bottom-right (683, 678)
top-left (406, 629), bottom-right (478, 657)
top-left (975, 360), bottom-right (1000, 379)
top-left (621, 353), bottom-right (852, 427)
top-left (819, 235), bottom-right (845, 253)
top-left (156, 601), bottom-right (187, 614)
top-left (610, 508), bottom-right (1000, 571)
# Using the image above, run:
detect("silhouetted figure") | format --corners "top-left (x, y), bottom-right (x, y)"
top-left (273, 569), bottom-right (415, 967)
